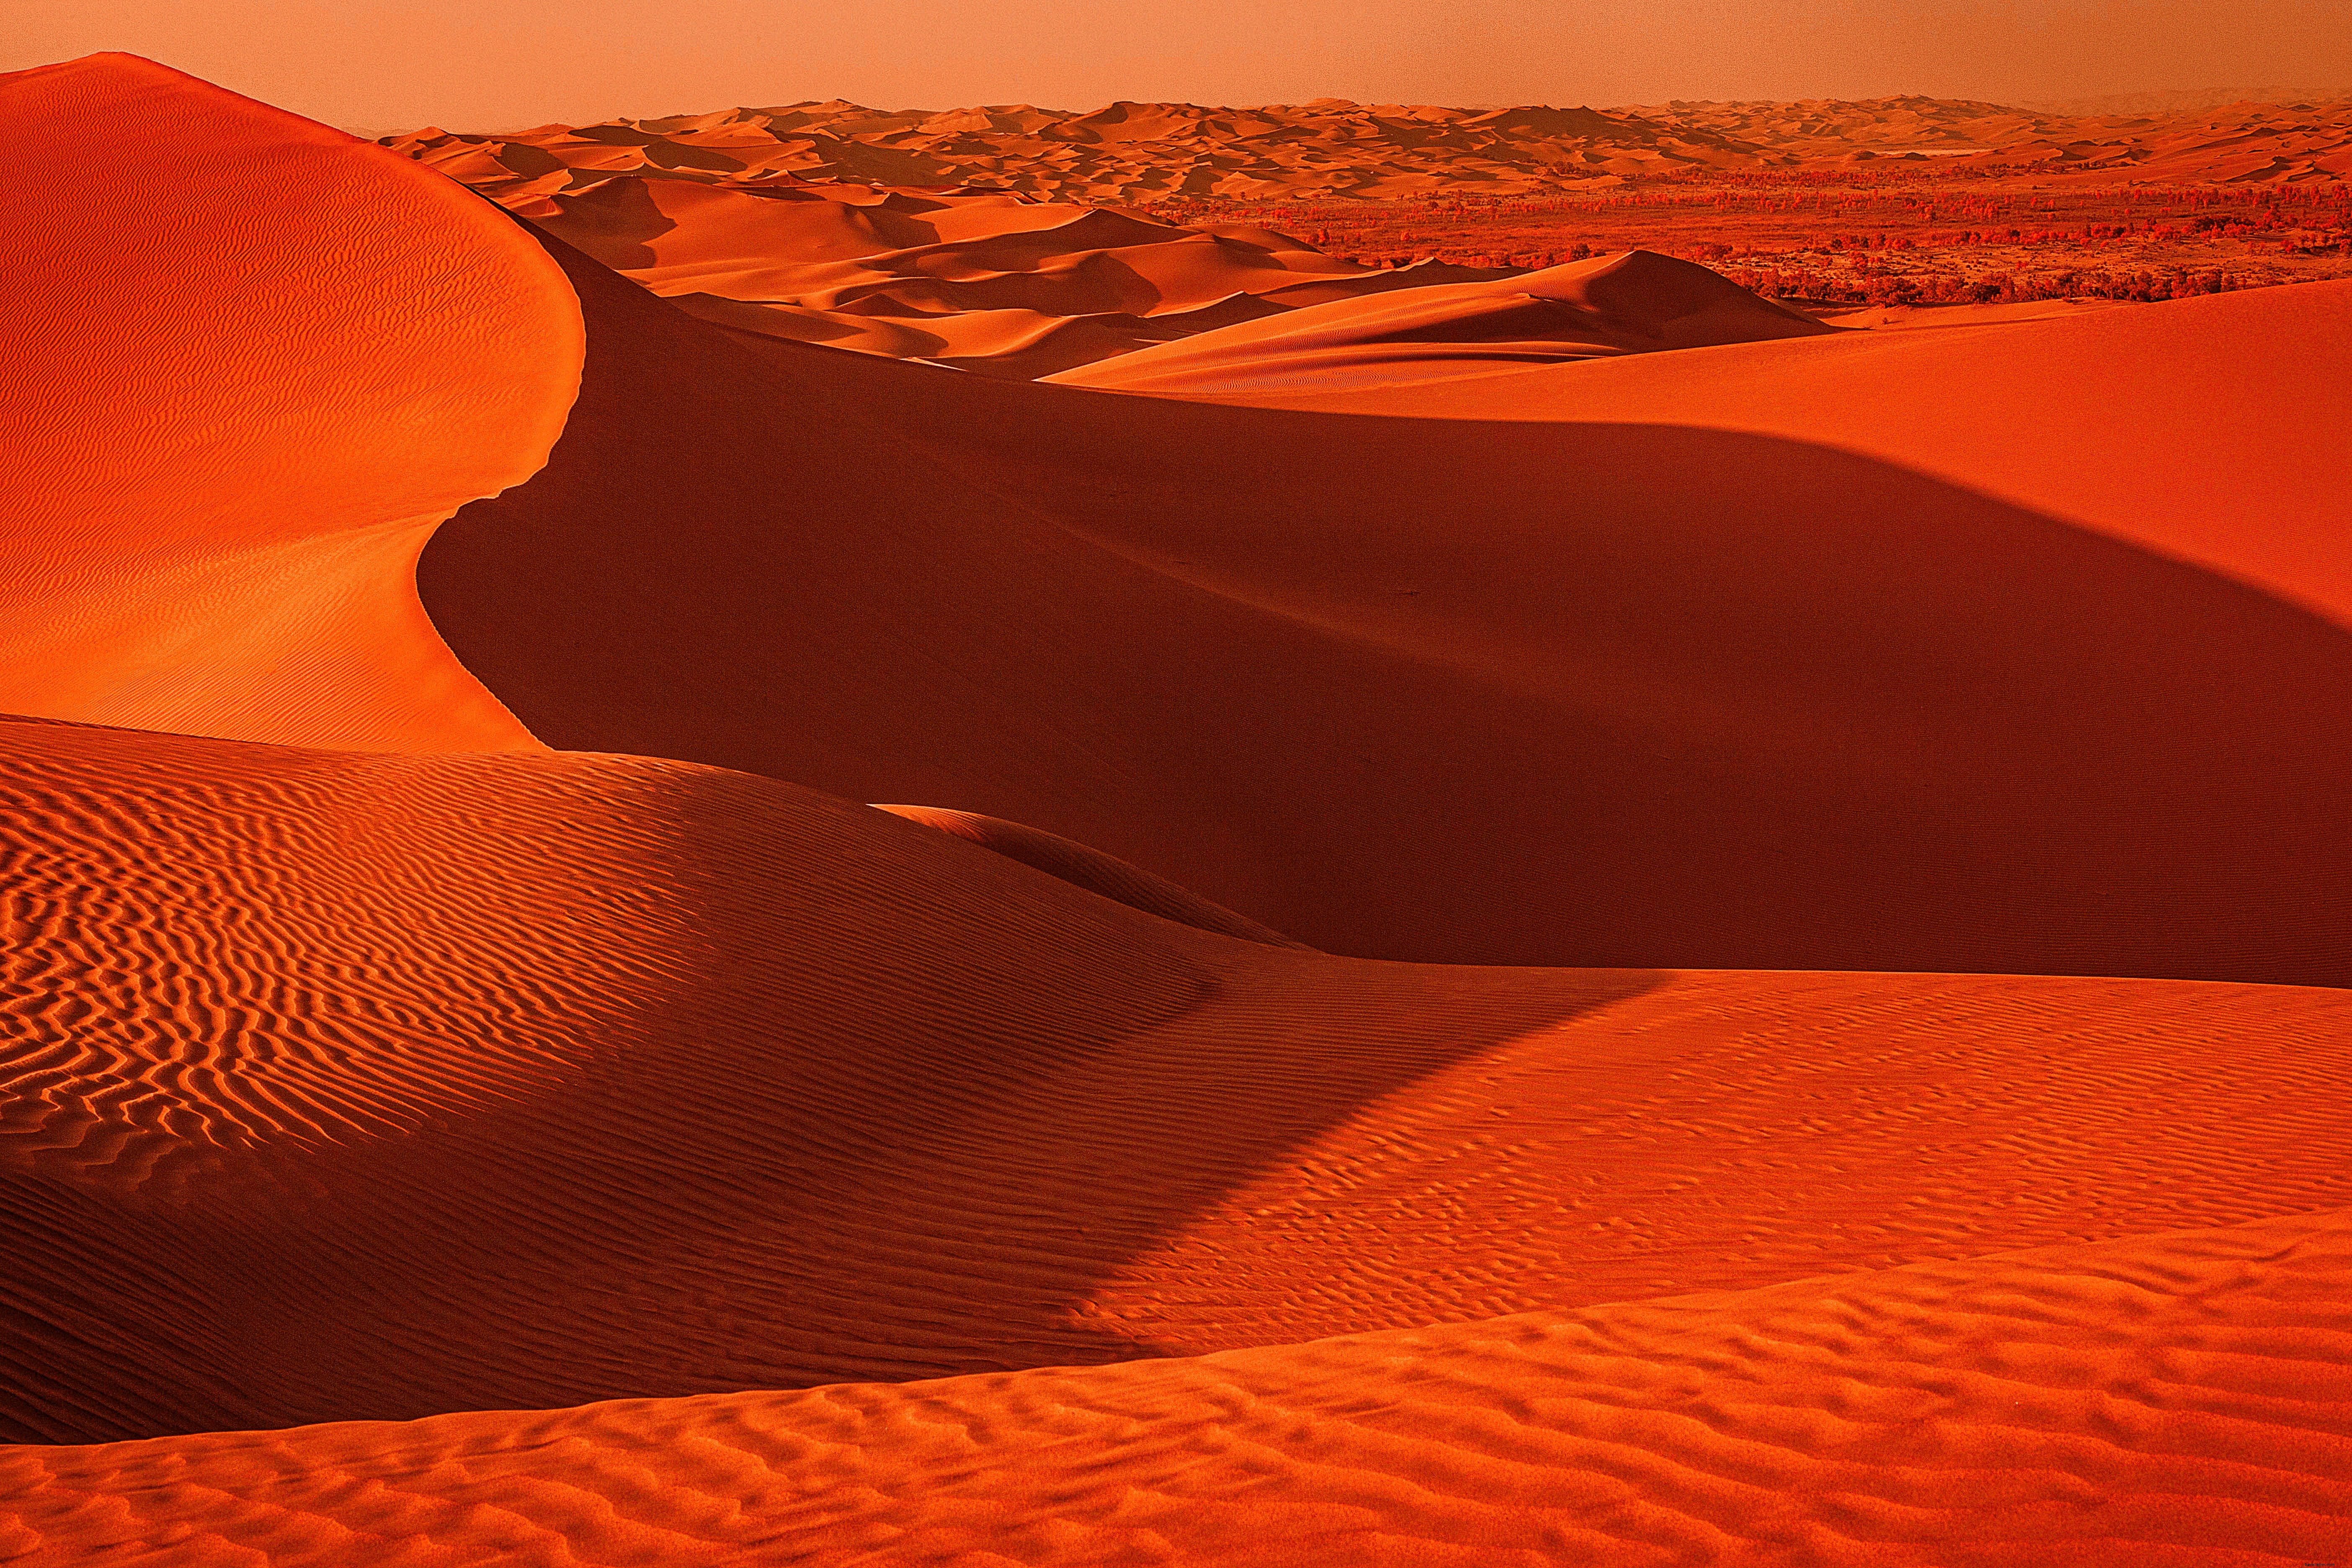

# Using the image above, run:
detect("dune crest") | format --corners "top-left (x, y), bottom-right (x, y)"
top-left (874, 803), bottom-right (1310, 945)
top-left (0, 54), bottom-right (581, 751)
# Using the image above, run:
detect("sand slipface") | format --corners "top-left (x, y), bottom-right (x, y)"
top-left (5, 52), bottom-right (2352, 1568)
top-left (0, 54), bottom-right (581, 751)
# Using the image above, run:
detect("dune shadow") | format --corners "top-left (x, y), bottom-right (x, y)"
top-left (173, 942), bottom-right (1671, 1431)
top-left (426, 230), bottom-right (2352, 988)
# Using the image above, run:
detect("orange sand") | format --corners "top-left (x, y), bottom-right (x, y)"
top-left (4, 54), bottom-right (2350, 1566)
top-left (0, 55), bottom-right (580, 752)
top-left (423, 235), bottom-right (2352, 981)
top-left (10, 1209), bottom-right (2347, 1564)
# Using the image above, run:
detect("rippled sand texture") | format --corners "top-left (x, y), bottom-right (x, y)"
top-left (9, 1211), bottom-right (2348, 1565)
top-left (3, 52), bottom-right (2350, 1567)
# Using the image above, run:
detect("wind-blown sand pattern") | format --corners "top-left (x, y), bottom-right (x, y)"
top-left (3, 51), bottom-right (2349, 1566)
top-left (8, 1211), bottom-right (2348, 1564)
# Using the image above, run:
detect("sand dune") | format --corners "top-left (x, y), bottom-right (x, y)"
top-left (387, 98), bottom-right (1764, 209)
top-left (1222, 279), bottom-right (2352, 633)
top-left (498, 172), bottom-right (1522, 376)
top-left (8, 53), bottom-right (2352, 1566)
top-left (420, 233), bottom-right (2352, 981)
top-left (1048, 248), bottom-right (1834, 392)
top-left (5, 714), bottom-right (2350, 1456)
top-left (0, 54), bottom-right (579, 752)
top-left (383, 93), bottom-right (2350, 383)
top-left (8, 1209), bottom-right (2347, 1563)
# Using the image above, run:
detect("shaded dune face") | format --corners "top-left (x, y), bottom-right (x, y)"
top-left (5, 717), bottom-right (2351, 1450)
top-left (0, 55), bottom-right (580, 753)
top-left (10, 1208), bottom-right (2349, 1565)
top-left (426, 235), bottom-right (2352, 984)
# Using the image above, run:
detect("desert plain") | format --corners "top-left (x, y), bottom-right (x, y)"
top-left (2, 47), bottom-right (2350, 1567)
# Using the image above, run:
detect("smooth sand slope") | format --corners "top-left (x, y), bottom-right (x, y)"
top-left (0, 56), bottom-right (580, 753)
top-left (5, 717), bottom-right (2350, 1454)
top-left (9, 1208), bottom-right (2348, 1565)
top-left (425, 237), bottom-right (2352, 981)
top-left (1220, 280), bottom-right (2352, 634)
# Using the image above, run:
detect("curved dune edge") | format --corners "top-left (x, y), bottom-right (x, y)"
top-left (1212, 279), bottom-right (2352, 633)
top-left (426, 237), bottom-right (2352, 982)
top-left (873, 802), bottom-right (1310, 946)
top-left (1043, 248), bottom-right (1836, 394)
top-left (7, 1207), bottom-right (2347, 1565)
top-left (0, 54), bottom-right (582, 751)
top-left (5, 716), bottom-right (2350, 1445)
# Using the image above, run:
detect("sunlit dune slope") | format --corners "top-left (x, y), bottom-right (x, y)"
top-left (9, 1208), bottom-right (2347, 1565)
top-left (426, 235), bottom-right (2352, 982)
top-left (1230, 279), bottom-right (2352, 630)
top-left (1047, 248), bottom-right (1834, 392)
top-left (5, 716), bottom-right (2351, 1445)
top-left (0, 55), bottom-right (580, 752)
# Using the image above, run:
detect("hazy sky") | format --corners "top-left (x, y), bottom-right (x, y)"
top-left (16, 0), bottom-right (2352, 129)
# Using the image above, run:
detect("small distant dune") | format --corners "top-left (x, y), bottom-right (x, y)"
top-left (1047, 248), bottom-right (1834, 392)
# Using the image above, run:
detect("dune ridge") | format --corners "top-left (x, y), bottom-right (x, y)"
top-left (0, 54), bottom-right (582, 753)
top-left (1047, 247), bottom-right (1836, 392)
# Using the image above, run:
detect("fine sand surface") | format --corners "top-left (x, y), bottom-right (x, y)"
top-left (0, 55), bottom-right (579, 753)
top-left (5, 53), bottom-right (2351, 1566)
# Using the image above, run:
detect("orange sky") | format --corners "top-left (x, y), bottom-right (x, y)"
top-left (16, 0), bottom-right (2352, 129)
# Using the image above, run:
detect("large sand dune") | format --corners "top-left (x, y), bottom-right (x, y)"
top-left (421, 230), bottom-right (2352, 980)
top-left (5, 53), bottom-right (2350, 1565)
top-left (0, 54), bottom-right (579, 753)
